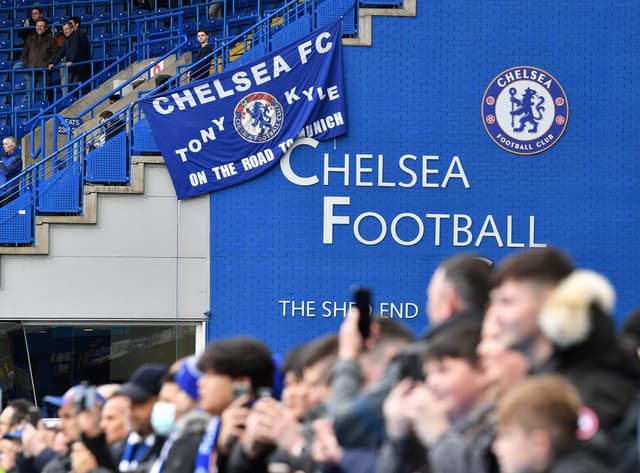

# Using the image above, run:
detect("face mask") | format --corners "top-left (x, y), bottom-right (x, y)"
top-left (151, 401), bottom-right (176, 437)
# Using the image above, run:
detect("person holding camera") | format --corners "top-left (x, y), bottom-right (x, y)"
top-left (226, 335), bottom-right (338, 473)
top-left (194, 337), bottom-right (274, 472)
top-left (12, 384), bottom-right (97, 473)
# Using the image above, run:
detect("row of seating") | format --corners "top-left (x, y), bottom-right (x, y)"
top-left (0, 0), bottom-right (300, 141)
top-left (0, 0), bottom-right (363, 243)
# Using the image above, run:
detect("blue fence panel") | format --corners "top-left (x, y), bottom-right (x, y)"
top-left (132, 118), bottom-right (159, 154)
top-left (36, 163), bottom-right (82, 213)
top-left (317, 0), bottom-right (356, 34)
top-left (85, 132), bottom-right (128, 183)
top-left (270, 14), bottom-right (312, 51)
top-left (0, 188), bottom-right (33, 243)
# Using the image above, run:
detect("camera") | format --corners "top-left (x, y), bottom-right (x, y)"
top-left (73, 382), bottom-right (97, 413)
top-left (396, 342), bottom-right (428, 381)
top-left (232, 382), bottom-right (251, 401)
top-left (256, 387), bottom-right (273, 399)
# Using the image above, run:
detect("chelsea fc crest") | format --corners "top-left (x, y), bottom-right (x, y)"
top-left (234, 92), bottom-right (284, 143)
top-left (482, 66), bottom-right (569, 155)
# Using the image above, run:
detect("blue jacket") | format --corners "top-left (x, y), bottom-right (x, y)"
top-left (0, 147), bottom-right (22, 188)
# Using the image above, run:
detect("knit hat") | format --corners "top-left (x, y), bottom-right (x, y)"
top-left (174, 356), bottom-right (202, 401)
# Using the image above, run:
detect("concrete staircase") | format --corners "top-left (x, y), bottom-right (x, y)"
top-left (0, 0), bottom-right (416, 258)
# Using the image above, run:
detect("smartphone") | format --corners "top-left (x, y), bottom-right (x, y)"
top-left (256, 387), bottom-right (273, 399)
top-left (353, 287), bottom-right (372, 340)
top-left (397, 342), bottom-right (427, 381)
top-left (232, 382), bottom-right (251, 401)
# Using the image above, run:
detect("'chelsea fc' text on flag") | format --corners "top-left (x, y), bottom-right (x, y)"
top-left (137, 20), bottom-right (347, 200)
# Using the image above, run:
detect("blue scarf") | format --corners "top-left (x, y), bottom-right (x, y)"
top-left (194, 417), bottom-right (221, 473)
top-left (119, 432), bottom-right (156, 471)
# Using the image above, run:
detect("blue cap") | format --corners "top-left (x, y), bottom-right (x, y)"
top-left (3, 427), bottom-right (23, 440)
top-left (43, 384), bottom-right (106, 408)
top-left (174, 356), bottom-right (202, 401)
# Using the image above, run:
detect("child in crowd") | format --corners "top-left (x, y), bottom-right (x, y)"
top-left (380, 323), bottom-right (498, 473)
top-left (493, 375), bottom-right (613, 473)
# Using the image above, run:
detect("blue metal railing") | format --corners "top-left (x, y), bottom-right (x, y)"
top-left (0, 0), bottom-right (364, 246)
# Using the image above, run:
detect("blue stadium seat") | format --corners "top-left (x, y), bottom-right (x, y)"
top-left (0, 53), bottom-right (10, 70)
top-left (111, 3), bottom-right (127, 19)
top-left (12, 94), bottom-right (28, 111)
top-left (52, 6), bottom-right (69, 20)
top-left (16, 115), bottom-right (30, 138)
top-left (13, 72), bottom-right (26, 91)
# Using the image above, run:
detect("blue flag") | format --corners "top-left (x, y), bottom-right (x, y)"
top-left (138, 20), bottom-right (347, 199)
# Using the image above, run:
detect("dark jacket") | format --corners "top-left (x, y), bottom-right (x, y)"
top-left (22, 28), bottom-right (57, 68)
top-left (51, 30), bottom-right (90, 72)
top-left (82, 432), bottom-right (120, 472)
top-left (158, 409), bottom-right (211, 473)
top-left (191, 44), bottom-right (213, 81)
top-left (539, 304), bottom-right (640, 428)
top-left (377, 402), bottom-right (498, 473)
top-left (538, 305), bottom-right (640, 471)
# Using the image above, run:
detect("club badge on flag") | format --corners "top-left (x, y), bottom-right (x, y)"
top-left (137, 20), bottom-right (348, 199)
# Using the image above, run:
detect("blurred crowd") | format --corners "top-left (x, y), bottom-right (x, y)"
top-left (1, 247), bottom-right (639, 473)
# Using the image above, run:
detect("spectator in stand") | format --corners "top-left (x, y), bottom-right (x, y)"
top-left (536, 270), bottom-right (640, 472)
top-left (148, 356), bottom-right (211, 473)
top-left (70, 16), bottom-right (90, 49)
top-left (423, 253), bottom-right (492, 339)
top-left (619, 307), bottom-right (640, 360)
top-left (89, 110), bottom-right (126, 151)
top-left (493, 375), bottom-right (613, 473)
top-left (196, 337), bottom-right (274, 471)
top-left (17, 384), bottom-right (93, 473)
top-left (0, 399), bottom-right (40, 437)
top-left (99, 394), bottom-right (131, 464)
top-left (22, 18), bottom-right (57, 102)
top-left (114, 364), bottom-right (169, 472)
top-left (0, 136), bottom-right (22, 206)
top-left (378, 323), bottom-right (498, 473)
top-left (48, 21), bottom-right (91, 95)
top-left (0, 399), bottom-right (43, 473)
top-left (227, 335), bottom-right (338, 472)
top-left (188, 29), bottom-right (213, 82)
top-left (18, 7), bottom-right (47, 44)
top-left (209, 0), bottom-right (226, 19)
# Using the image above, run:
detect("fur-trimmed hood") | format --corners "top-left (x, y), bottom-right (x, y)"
top-left (536, 270), bottom-right (640, 430)
top-left (539, 270), bottom-right (615, 348)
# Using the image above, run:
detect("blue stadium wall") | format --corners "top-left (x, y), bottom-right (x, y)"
top-left (208, 1), bottom-right (640, 353)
